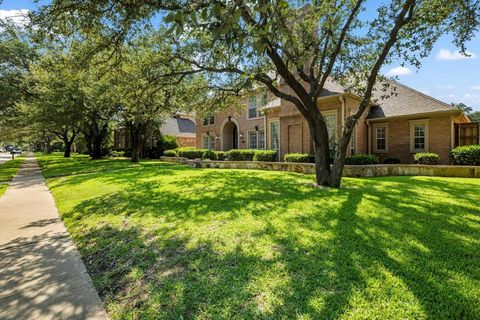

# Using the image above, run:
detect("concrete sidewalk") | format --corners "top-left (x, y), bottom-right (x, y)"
top-left (0, 157), bottom-right (108, 320)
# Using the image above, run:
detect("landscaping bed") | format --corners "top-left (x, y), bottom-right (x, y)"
top-left (38, 154), bottom-right (480, 319)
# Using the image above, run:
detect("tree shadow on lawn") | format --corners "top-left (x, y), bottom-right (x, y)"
top-left (63, 168), bottom-right (480, 319)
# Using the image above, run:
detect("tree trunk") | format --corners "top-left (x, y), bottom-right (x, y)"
top-left (128, 123), bottom-right (146, 163)
top-left (329, 119), bottom-right (356, 187)
top-left (308, 118), bottom-right (332, 186)
top-left (91, 136), bottom-right (103, 160)
top-left (64, 139), bottom-right (72, 158)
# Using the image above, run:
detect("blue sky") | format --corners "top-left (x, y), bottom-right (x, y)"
top-left (2, 0), bottom-right (480, 111)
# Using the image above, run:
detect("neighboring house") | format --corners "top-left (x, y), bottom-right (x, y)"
top-left (115, 112), bottom-right (196, 150)
top-left (197, 80), bottom-right (478, 163)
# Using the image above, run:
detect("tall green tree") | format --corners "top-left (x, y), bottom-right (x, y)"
top-left (24, 52), bottom-right (85, 157)
top-left (0, 20), bottom-right (37, 135)
top-left (33, 0), bottom-right (479, 186)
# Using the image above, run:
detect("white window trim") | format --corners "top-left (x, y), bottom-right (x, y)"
top-left (321, 109), bottom-right (338, 148)
top-left (268, 119), bottom-right (280, 150)
top-left (202, 134), bottom-right (216, 150)
top-left (350, 125), bottom-right (357, 156)
top-left (247, 130), bottom-right (259, 149)
top-left (247, 94), bottom-right (266, 120)
top-left (409, 119), bottom-right (429, 153)
top-left (373, 123), bottom-right (389, 153)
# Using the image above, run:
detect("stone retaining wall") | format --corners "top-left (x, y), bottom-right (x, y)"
top-left (159, 157), bottom-right (480, 178)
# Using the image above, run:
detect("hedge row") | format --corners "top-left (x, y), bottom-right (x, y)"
top-left (345, 154), bottom-right (379, 165)
top-left (164, 148), bottom-right (277, 161)
top-left (284, 153), bottom-right (315, 163)
top-left (450, 145), bottom-right (480, 165)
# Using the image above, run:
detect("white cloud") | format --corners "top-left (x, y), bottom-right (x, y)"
top-left (386, 66), bottom-right (412, 77)
top-left (436, 49), bottom-right (477, 61)
top-left (437, 84), bottom-right (455, 90)
top-left (464, 93), bottom-right (479, 99)
top-left (0, 9), bottom-right (30, 26)
top-left (471, 85), bottom-right (480, 91)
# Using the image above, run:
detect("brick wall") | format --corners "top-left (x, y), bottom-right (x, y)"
top-left (370, 115), bottom-right (454, 164)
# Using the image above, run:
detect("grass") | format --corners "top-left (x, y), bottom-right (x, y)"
top-left (0, 157), bottom-right (25, 196)
top-left (37, 153), bottom-right (480, 319)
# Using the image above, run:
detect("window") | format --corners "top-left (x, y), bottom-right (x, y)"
top-left (375, 127), bottom-right (386, 151)
top-left (410, 120), bottom-right (429, 152)
top-left (414, 125), bottom-right (425, 149)
top-left (258, 130), bottom-right (265, 149)
top-left (247, 130), bottom-right (265, 149)
top-left (247, 92), bottom-right (267, 119)
top-left (202, 135), bottom-right (215, 150)
top-left (350, 126), bottom-right (357, 155)
top-left (248, 130), bottom-right (258, 149)
top-left (203, 115), bottom-right (215, 126)
top-left (248, 97), bottom-right (258, 119)
top-left (270, 121), bottom-right (280, 151)
top-left (324, 114), bottom-right (337, 149)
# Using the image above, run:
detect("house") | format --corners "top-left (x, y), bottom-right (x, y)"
top-left (115, 112), bottom-right (196, 150)
top-left (196, 80), bottom-right (478, 163)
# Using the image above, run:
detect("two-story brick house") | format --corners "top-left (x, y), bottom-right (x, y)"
top-left (196, 80), bottom-right (477, 163)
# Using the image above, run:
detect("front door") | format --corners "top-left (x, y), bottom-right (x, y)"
top-left (232, 126), bottom-right (238, 149)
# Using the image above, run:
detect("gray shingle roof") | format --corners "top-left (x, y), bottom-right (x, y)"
top-left (367, 81), bottom-right (456, 119)
top-left (160, 117), bottom-right (196, 137)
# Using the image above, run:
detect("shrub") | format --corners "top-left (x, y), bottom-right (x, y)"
top-left (345, 154), bottom-right (379, 165)
top-left (253, 150), bottom-right (277, 162)
top-left (163, 150), bottom-right (177, 157)
top-left (450, 145), bottom-right (480, 165)
top-left (157, 134), bottom-right (178, 155)
top-left (284, 153), bottom-right (315, 163)
top-left (202, 149), bottom-right (217, 160)
top-left (177, 147), bottom-right (207, 159)
top-left (384, 157), bottom-right (401, 164)
top-left (123, 149), bottom-right (132, 157)
top-left (110, 151), bottom-right (125, 158)
top-left (225, 149), bottom-right (257, 161)
top-left (414, 152), bottom-right (439, 165)
top-left (215, 151), bottom-right (225, 161)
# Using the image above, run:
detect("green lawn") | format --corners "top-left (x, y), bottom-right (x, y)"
top-left (37, 154), bottom-right (480, 320)
top-left (0, 158), bottom-right (25, 196)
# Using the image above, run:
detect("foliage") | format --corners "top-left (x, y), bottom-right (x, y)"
top-left (176, 147), bottom-right (206, 159)
top-left (110, 151), bottom-right (125, 158)
top-left (384, 157), bottom-right (401, 164)
top-left (214, 151), bottom-right (225, 161)
top-left (450, 145), bottom-right (480, 165)
top-left (37, 153), bottom-right (480, 319)
top-left (163, 150), bottom-right (177, 157)
top-left (284, 153), bottom-right (315, 163)
top-left (202, 149), bottom-right (217, 160)
top-left (225, 149), bottom-right (256, 161)
top-left (451, 102), bottom-right (480, 122)
top-left (414, 152), bottom-right (440, 165)
top-left (253, 150), bottom-right (277, 162)
top-left (345, 154), bottom-right (379, 165)
top-left (157, 134), bottom-right (178, 155)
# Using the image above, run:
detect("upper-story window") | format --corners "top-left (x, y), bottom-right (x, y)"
top-left (203, 115), bottom-right (215, 126)
top-left (247, 92), bottom-right (267, 119)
